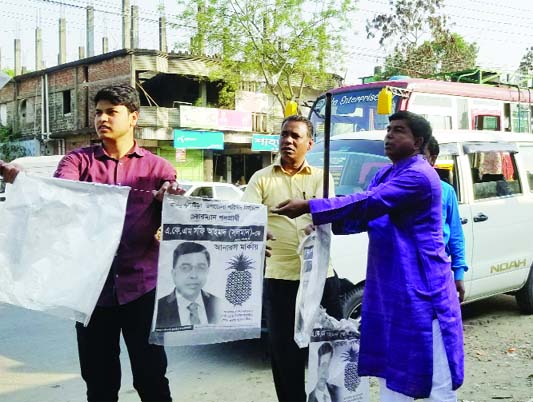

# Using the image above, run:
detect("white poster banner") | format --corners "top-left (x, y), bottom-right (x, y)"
top-left (0, 173), bottom-right (130, 325)
top-left (295, 224), bottom-right (332, 348)
top-left (150, 195), bottom-right (267, 346)
top-left (307, 323), bottom-right (370, 402)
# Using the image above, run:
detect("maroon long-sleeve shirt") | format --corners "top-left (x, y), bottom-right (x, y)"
top-left (55, 143), bottom-right (176, 306)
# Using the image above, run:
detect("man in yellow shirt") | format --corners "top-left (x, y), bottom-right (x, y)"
top-left (242, 115), bottom-right (341, 402)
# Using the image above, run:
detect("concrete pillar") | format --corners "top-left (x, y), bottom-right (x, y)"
top-left (261, 153), bottom-right (272, 168)
top-left (79, 46), bottom-right (85, 59)
top-left (35, 27), bottom-right (43, 70)
top-left (102, 37), bottom-right (109, 53)
top-left (199, 81), bottom-right (207, 107)
top-left (122, 0), bottom-right (131, 49)
top-left (159, 16), bottom-right (167, 53)
top-left (58, 18), bottom-right (67, 64)
top-left (203, 150), bottom-right (214, 181)
top-left (14, 39), bottom-right (21, 76)
top-left (226, 156), bottom-right (232, 183)
top-left (131, 5), bottom-right (139, 48)
top-left (86, 6), bottom-right (95, 57)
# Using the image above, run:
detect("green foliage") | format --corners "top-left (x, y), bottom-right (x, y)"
top-left (1, 69), bottom-right (15, 78)
top-left (0, 125), bottom-right (26, 161)
top-left (367, 0), bottom-right (478, 78)
top-left (174, 0), bottom-right (356, 113)
top-left (518, 47), bottom-right (533, 86)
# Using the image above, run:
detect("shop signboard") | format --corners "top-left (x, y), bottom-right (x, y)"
top-left (173, 130), bottom-right (224, 150)
top-left (251, 134), bottom-right (279, 152)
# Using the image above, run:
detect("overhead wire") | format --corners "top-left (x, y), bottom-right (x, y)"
top-left (1, 0), bottom-right (532, 74)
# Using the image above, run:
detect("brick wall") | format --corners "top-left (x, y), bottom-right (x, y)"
top-left (84, 55), bottom-right (132, 131)
top-left (16, 75), bottom-right (43, 136)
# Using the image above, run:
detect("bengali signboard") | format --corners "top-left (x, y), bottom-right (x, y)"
top-left (251, 134), bottom-right (279, 152)
top-left (173, 130), bottom-right (224, 150)
top-left (180, 105), bottom-right (252, 132)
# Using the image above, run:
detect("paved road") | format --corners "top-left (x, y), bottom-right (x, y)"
top-left (2, 295), bottom-right (533, 402)
top-left (0, 303), bottom-right (275, 402)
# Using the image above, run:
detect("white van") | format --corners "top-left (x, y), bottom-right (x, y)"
top-left (306, 130), bottom-right (533, 319)
top-left (0, 155), bottom-right (64, 203)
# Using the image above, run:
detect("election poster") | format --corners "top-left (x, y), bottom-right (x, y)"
top-left (150, 195), bottom-right (267, 346)
top-left (307, 326), bottom-right (369, 402)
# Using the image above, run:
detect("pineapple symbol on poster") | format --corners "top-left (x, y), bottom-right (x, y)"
top-left (225, 253), bottom-right (255, 306)
top-left (151, 195), bottom-right (267, 347)
top-left (342, 347), bottom-right (360, 392)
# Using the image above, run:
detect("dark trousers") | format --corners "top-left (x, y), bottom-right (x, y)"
top-left (264, 276), bottom-right (342, 402)
top-left (76, 289), bottom-right (171, 402)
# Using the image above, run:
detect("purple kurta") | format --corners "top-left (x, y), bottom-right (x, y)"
top-left (309, 154), bottom-right (464, 398)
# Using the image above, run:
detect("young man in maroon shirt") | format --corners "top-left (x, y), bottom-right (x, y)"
top-left (1, 84), bottom-right (184, 401)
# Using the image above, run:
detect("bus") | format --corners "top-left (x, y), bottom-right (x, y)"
top-left (309, 78), bottom-right (533, 138)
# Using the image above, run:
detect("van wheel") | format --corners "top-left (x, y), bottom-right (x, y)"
top-left (341, 284), bottom-right (364, 323)
top-left (516, 268), bottom-right (533, 314)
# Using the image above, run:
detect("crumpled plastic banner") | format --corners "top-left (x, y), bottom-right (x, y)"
top-left (307, 311), bottom-right (370, 402)
top-left (294, 224), bottom-right (332, 348)
top-left (0, 173), bottom-right (130, 325)
top-left (149, 195), bottom-right (267, 346)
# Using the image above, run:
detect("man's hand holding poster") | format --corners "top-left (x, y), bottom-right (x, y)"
top-left (150, 195), bottom-right (267, 346)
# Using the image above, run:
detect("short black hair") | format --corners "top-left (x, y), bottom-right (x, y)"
top-left (389, 111), bottom-right (432, 152)
top-left (173, 242), bottom-right (211, 268)
top-left (94, 84), bottom-right (140, 113)
top-left (426, 136), bottom-right (440, 157)
top-left (281, 114), bottom-right (314, 138)
top-left (317, 342), bottom-right (334, 364)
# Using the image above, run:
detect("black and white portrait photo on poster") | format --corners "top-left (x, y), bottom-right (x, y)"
top-left (150, 195), bottom-right (267, 346)
top-left (307, 323), bottom-right (370, 402)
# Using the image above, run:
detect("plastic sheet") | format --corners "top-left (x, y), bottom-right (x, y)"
top-left (0, 173), bottom-right (129, 325)
top-left (294, 224), bottom-right (331, 348)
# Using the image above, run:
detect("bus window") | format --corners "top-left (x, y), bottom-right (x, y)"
top-left (310, 89), bottom-right (398, 139)
top-left (422, 114), bottom-right (452, 130)
top-left (474, 115), bottom-right (500, 131)
top-left (456, 98), bottom-right (469, 129)
top-left (510, 103), bottom-right (530, 133)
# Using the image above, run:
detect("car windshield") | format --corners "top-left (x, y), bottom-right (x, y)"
top-left (307, 138), bottom-right (390, 196)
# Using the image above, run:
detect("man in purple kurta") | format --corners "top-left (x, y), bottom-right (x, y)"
top-left (273, 111), bottom-right (464, 400)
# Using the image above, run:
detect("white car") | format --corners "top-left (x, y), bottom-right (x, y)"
top-left (306, 129), bottom-right (533, 319)
top-left (0, 155), bottom-right (64, 203)
top-left (179, 181), bottom-right (244, 201)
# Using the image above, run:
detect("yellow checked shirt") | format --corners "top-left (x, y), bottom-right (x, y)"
top-left (242, 159), bottom-right (335, 280)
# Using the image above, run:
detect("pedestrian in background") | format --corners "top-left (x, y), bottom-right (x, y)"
top-left (425, 136), bottom-right (469, 302)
